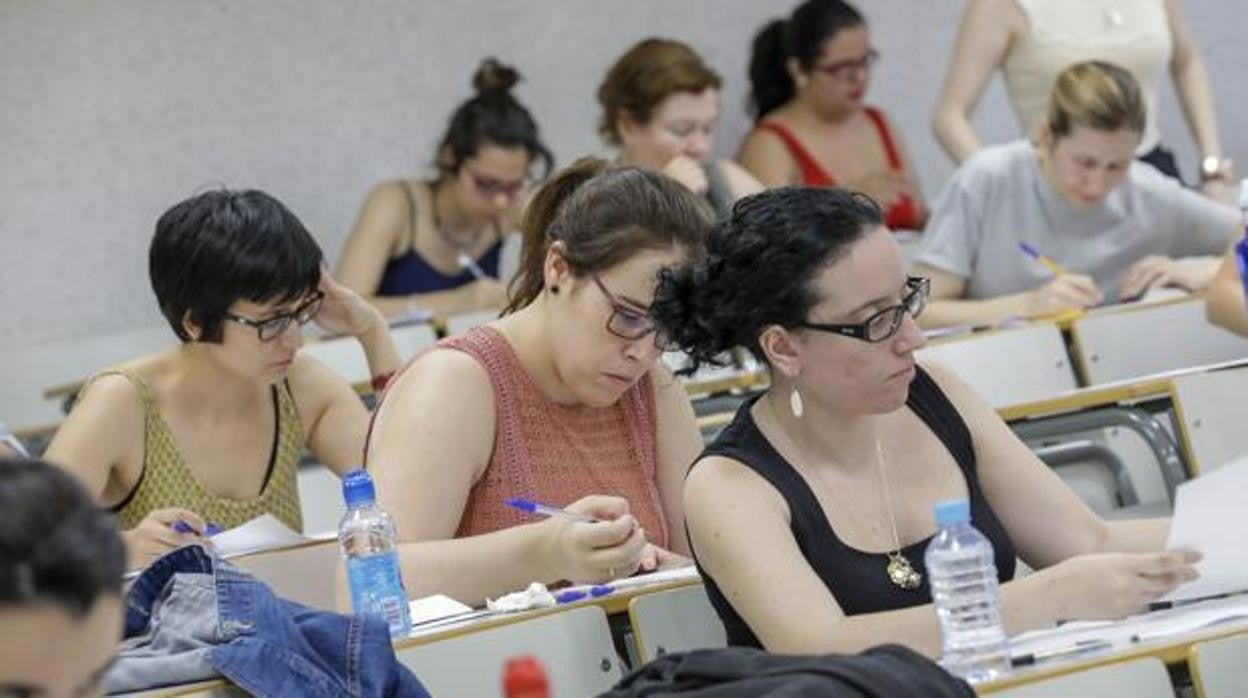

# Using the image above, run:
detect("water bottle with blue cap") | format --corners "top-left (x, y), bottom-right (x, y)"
top-left (925, 499), bottom-right (1010, 683)
top-left (339, 468), bottom-right (412, 639)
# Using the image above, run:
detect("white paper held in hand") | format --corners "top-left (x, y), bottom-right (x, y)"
top-left (1163, 455), bottom-right (1248, 601)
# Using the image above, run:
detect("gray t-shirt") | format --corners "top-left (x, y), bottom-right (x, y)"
top-left (914, 141), bottom-right (1238, 301)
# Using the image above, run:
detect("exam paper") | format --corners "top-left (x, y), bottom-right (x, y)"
top-left (1164, 455), bottom-right (1248, 601)
top-left (211, 514), bottom-right (313, 558)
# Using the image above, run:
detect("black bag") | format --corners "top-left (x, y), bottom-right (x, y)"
top-left (600, 644), bottom-right (974, 698)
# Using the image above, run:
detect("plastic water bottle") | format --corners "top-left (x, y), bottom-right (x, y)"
top-left (1234, 178), bottom-right (1248, 299)
top-left (925, 499), bottom-right (1011, 683)
top-left (339, 468), bottom-right (412, 639)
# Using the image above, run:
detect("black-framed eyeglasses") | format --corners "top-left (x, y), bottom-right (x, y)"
top-left (812, 49), bottom-right (880, 80)
top-left (796, 276), bottom-right (929, 343)
top-left (225, 292), bottom-right (324, 342)
top-left (590, 274), bottom-right (667, 348)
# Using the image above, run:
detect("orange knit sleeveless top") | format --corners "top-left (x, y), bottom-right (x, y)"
top-left (370, 326), bottom-right (668, 547)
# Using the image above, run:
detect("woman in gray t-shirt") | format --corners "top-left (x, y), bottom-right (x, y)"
top-left (914, 60), bottom-right (1237, 329)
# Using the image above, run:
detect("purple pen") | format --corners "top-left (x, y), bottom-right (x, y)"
top-left (504, 498), bottom-right (599, 523)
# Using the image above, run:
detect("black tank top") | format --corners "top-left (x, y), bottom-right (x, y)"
top-left (694, 366), bottom-right (1017, 648)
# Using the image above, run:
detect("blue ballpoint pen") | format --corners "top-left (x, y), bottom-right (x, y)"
top-left (457, 253), bottom-right (488, 281)
top-left (504, 498), bottom-right (600, 523)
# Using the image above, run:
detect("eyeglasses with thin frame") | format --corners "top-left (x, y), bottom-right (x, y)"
top-left (590, 274), bottom-right (667, 348)
top-left (464, 167), bottom-right (527, 198)
top-left (812, 49), bottom-right (880, 80)
top-left (796, 276), bottom-right (929, 343)
top-left (225, 291), bottom-right (324, 342)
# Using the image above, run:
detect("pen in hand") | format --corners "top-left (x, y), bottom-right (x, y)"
top-left (504, 498), bottom-right (601, 524)
top-left (457, 253), bottom-right (489, 281)
top-left (1018, 242), bottom-right (1067, 277)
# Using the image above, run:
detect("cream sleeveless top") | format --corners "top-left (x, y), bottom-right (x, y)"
top-left (1004, 0), bottom-right (1171, 153)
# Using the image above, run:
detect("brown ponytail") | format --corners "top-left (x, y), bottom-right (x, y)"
top-left (504, 157), bottom-right (712, 314)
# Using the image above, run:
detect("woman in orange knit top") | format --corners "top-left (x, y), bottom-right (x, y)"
top-left (365, 158), bottom-right (710, 605)
top-left (739, 0), bottom-right (928, 232)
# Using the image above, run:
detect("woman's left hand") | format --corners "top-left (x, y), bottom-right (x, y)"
top-left (313, 269), bottom-right (386, 338)
top-left (1119, 255), bottom-right (1202, 301)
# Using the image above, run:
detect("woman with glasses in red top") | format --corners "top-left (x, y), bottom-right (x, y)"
top-left (363, 158), bottom-right (710, 606)
top-left (739, 0), bottom-right (928, 232)
top-left (337, 59), bottom-right (554, 319)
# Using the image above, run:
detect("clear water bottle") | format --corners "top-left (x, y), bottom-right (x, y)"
top-left (925, 499), bottom-right (1011, 683)
top-left (339, 468), bottom-right (412, 639)
top-left (1234, 179), bottom-right (1248, 298)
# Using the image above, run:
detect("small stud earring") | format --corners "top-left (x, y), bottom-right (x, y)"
top-left (549, 285), bottom-right (559, 294)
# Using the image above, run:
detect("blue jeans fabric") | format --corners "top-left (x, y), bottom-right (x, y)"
top-left (105, 546), bottom-right (428, 697)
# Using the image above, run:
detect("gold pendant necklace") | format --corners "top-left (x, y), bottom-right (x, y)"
top-left (875, 439), bottom-right (922, 591)
top-left (769, 393), bottom-right (921, 592)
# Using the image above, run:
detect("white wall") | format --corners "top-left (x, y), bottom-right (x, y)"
top-left (1, 1), bottom-right (1244, 425)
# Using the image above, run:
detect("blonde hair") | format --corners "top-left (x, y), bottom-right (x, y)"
top-left (1046, 60), bottom-right (1146, 139)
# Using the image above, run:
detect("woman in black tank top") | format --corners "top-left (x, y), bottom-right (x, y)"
top-left (650, 187), bottom-right (1196, 657)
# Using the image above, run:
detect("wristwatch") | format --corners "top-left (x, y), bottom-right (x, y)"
top-left (1200, 155), bottom-right (1233, 183)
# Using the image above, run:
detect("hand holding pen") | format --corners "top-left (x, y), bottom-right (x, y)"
top-left (123, 508), bottom-right (216, 569)
top-left (507, 495), bottom-right (649, 584)
top-left (1017, 243), bottom-right (1103, 315)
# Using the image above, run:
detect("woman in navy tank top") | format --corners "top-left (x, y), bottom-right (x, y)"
top-left (337, 59), bottom-right (553, 321)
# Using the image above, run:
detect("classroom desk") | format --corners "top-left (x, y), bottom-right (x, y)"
top-left (978, 620), bottom-right (1248, 694)
top-left (110, 574), bottom-right (703, 697)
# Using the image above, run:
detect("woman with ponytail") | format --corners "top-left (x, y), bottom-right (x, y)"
top-left (650, 186), bottom-right (1195, 655)
top-left (363, 158), bottom-right (710, 605)
top-left (739, 0), bottom-right (927, 232)
top-left (336, 58), bottom-right (554, 319)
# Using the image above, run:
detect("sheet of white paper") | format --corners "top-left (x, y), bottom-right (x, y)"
top-left (1009, 594), bottom-right (1248, 657)
top-left (409, 594), bottom-right (474, 625)
top-left (1163, 455), bottom-right (1248, 601)
top-left (210, 514), bottom-right (311, 558)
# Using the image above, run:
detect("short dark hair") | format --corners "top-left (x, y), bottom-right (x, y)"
top-left (150, 188), bottom-right (323, 342)
top-left (0, 458), bottom-right (126, 617)
top-left (748, 0), bottom-right (867, 118)
top-left (651, 187), bottom-right (883, 371)
top-left (436, 58), bottom-right (554, 180)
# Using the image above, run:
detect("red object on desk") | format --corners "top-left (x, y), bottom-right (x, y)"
top-left (502, 655), bottom-right (549, 698)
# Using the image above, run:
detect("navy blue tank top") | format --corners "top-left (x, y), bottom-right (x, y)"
top-left (694, 366), bottom-right (1017, 648)
top-left (375, 182), bottom-right (503, 296)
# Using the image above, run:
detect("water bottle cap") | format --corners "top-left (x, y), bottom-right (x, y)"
top-left (342, 468), bottom-right (376, 507)
top-left (933, 499), bottom-right (970, 525)
top-left (502, 655), bottom-right (548, 696)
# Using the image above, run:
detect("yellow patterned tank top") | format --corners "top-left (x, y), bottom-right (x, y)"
top-left (100, 370), bottom-right (305, 532)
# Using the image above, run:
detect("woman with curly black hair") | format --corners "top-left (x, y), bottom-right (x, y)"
top-left (650, 186), bottom-right (1196, 656)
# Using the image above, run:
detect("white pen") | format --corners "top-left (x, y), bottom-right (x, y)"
top-left (457, 253), bottom-right (488, 281)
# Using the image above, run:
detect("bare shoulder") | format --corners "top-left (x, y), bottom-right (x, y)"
top-left (685, 454), bottom-right (787, 516)
top-left (381, 347), bottom-right (495, 418)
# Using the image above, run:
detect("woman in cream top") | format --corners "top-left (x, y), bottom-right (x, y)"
top-left (932, 0), bottom-right (1231, 193)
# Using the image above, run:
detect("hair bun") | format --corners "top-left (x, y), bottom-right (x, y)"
top-left (473, 58), bottom-right (521, 95)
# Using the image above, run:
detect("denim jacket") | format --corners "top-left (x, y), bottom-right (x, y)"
top-left (105, 546), bottom-right (428, 697)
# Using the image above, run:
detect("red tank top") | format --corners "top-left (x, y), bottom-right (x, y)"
top-left (757, 107), bottom-right (922, 231)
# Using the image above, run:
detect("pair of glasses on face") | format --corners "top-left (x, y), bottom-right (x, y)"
top-left (590, 275), bottom-right (668, 349)
top-left (812, 48), bottom-right (880, 80)
top-left (796, 276), bottom-right (929, 343)
top-left (464, 168), bottom-right (527, 198)
top-left (225, 291), bottom-right (324, 342)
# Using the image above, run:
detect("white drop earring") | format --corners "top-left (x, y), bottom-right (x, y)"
top-left (789, 386), bottom-right (804, 419)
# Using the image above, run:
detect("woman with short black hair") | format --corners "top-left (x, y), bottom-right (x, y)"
top-left (47, 188), bottom-right (399, 569)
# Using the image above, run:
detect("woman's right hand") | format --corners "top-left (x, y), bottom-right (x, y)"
top-left (465, 278), bottom-right (508, 311)
top-left (122, 508), bottom-right (208, 569)
top-left (1021, 274), bottom-right (1103, 317)
top-left (1048, 550), bottom-right (1201, 621)
top-left (662, 155), bottom-right (709, 196)
top-left (543, 495), bottom-right (648, 584)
